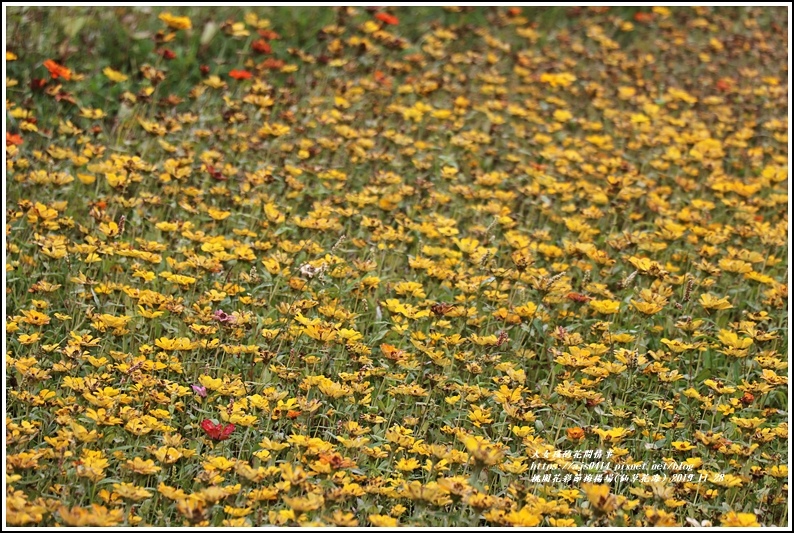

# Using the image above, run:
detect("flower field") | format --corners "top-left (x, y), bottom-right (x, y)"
top-left (4, 6), bottom-right (789, 527)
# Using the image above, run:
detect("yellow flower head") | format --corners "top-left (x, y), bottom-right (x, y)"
top-left (158, 12), bottom-right (192, 30)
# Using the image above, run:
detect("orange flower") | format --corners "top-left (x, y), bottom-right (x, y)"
top-left (633, 12), bottom-right (655, 24)
top-left (566, 292), bottom-right (592, 303)
top-left (373, 70), bottom-right (392, 85)
top-left (228, 69), bottom-right (252, 80)
top-left (716, 78), bottom-right (733, 92)
top-left (257, 29), bottom-right (280, 40)
top-left (567, 427), bottom-right (586, 440)
top-left (375, 12), bottom-right (399, 25)
top-left (43, 59), bottom-right (71, 80)
top-left (260, 58), bottom-right (284, 70)
top-left (6, 132), bottom-right (23, 146)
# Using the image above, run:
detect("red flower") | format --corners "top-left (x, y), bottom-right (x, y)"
top-left (43, 59), bottom-right (71, 80)
top-left (252, 39), bottom-right (272, 55)
top-left (229, 69), bottom-right (252, 80)
top-left (158, 48), bottom-right (177, 60)
top-left (375, 12), bottom-right (399, 25)
top-left (201, 419), bottom-right (235, 441)
top-left (206, 165), bottom-right (226, 181)
top-left (30, 78), bottom-right (48, 91)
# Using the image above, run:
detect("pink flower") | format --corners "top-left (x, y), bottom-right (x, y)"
top-left (212, 309), bottom-right (236, 324)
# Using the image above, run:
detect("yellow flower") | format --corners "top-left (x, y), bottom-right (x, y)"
top-left (329, 511), bottom-right (359, 527)
top-left (92, 313), bottom-right (132, 332)
top-left (58, 504), bottom-right (124, 527)
top-left (102, 67), bottom-right (128, 82)
top-left (79, 107), bottom-right (105, 119)
top-left (395, 457), bottom-right (421, 472)
top-left (660, 339), bottom-right (696, 353)
top-left (229, 413), bottom-right (258, 427)
top-left (223, 21), bottom-right (250, 38)
top-left (112, 482), bottom-right (152, 502)
top-left (699, 293), bottom-right (733, 311)
top-left (75, 450), bottom-right (109, 483)
top-left (20, 309), bottom-right (50, 326)
top-left (540, 72), bottom-right (576, 88)
top-left (203, 75), bottom-right (227, 89)
top-left (645, 507), bottom-right (678, 526)
top-left (202, 456), bottom-right (237, 472)
top-left (207, 207), bottom-right (231, 221)
top-left (470, 333), bottom-right (499, 346)
top-left (582, 483), bottom-right (620, 514)
top-left (71, 422), bottom-right (102, 443)
top-left (303, 322), bottom-right (337, 343)
top-left (717, 329), bottom-right (753, 350)
top-left (151, 446), bottom-right (183, 465)
top-left (720, 511), bottom-right (760, 527)
top-left (589, 299), bottom-right (621, 314)
top-left (468, 405), bottom-right (493, 427)
top-left (125, 457), bottom-right (162, 475)
top-left (592, 427), bottom-right (632, 444)
top-left (282, 492), bottom-right (324, 513)
top-left (504, 506), bottom-right (541, 526)
top-left (369, 514), bottom-right (399, 527)
top-left (461, 435), bottom-right (504, 466)
top-left (155, 336), bottom-right (197, 351)
top-left (631, 300), bottom-right (664, 315)
top-left (18, 333), bottom-right (41, 345)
